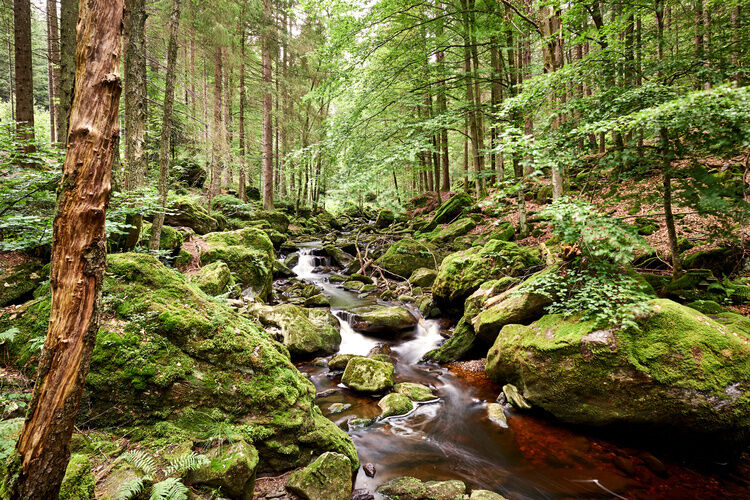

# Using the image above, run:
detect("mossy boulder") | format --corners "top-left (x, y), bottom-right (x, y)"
top-left (58, 454), bottom-right (95, 500)
top-left (375, 209), bottom-right (395, 229)
top-left (682, 247), bottom-right (742, 276)
top-left (470, 491), bottom-right (508, 500)
top-left (188, 441), bottom-right (259, 499)
top-left (433, 240), bottom-right (541, 310)
top-left (425, 218), bottom-right (477, 244)
top-left (423, 316), bottom-right (476, 364)
top-left (323, 244), bottom-right (355, 268)
top-left (409, 268), bottom-right (438, 288)
top-left (424, 192), bottom-right (473, 231)
top-left (0, 261), bottom-right (47, 307)
top-left (328, 353), bottom-right (363, 371)
top-left (190, 261), bottom-right (234, 296)
top-left (200, 227), bottom-right (275, 300)
top-left (378, 393), bottom-right (413, 417)
top-left (2, 253), bottom-right (358, 473)
top-left (341, 357), bottom-right (395, 393)
top-left (472, 286), bottom-right (552, 344)
top-left (376, 238), bottom-right (439, 279)
top-left (247, 303), bottom-right (341, 359)
top-left (394, 382), bottom-right (436, 402)
top-left (286, 452), bottom-right (353, 500)
top-left (484, 222), bottom-right (515, 243)
top-left (163, 195), bottom-right (219, 234)
top-left (349, 305), bottom-right (418, 335)
top-left (376, 477), bottom-right (466, 500)
top-left (140, 223), bottom-right (184, 251)
top-left (486, 299), bottom-right (750, 441)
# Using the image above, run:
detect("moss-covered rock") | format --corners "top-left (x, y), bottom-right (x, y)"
top-left (425, 218), bottom-right (476, 244)
top-left (378, 393), bottom-right (413, 417)
top-left (2, 253), bottom-right (357, 474)
top-left (57, 454), bottom-right (95, 500)
top-left (433, 240), bottom-right (541, 310)
top-left (188, 441), bottom-right (259, 499)
top-left (470, 490), bottom-right (508, 500)
top-left (375, 209), bottom-right (395, 229)
top-left (423, 192), bottom-right (473, 231)
top-left (409, 268), bottom-right (438, 288)
top-left (163, 195), bottom-right (219, 234)
top-left (342, 357), bottom-right (395, 393)
top-left (423, 316), bottom-right (476, 363)
top-left (200, 227), bottom-right (275, 300)
top-left (0, 261), bottom-right (47, 307)
top-left (247, 303), bottom-right (341, 359)
top-left (376, 477), bottom-right (466, 500)
top-left (141, 223), bottom-right (184, 251)
top-left (484, 222), bottom-right (515, 243)
top-left (486, 299), bottom-right (750, 441)
top-left (189, 260), bottom-right (234, 296)
top-left (286, 452), bottom-right (353, 500)
top-left (376, 238), bottom-right (439, 279)
top-left (349, 305), bottom-right (417, 335)
top-left (328, 354), bottom-right (363, 371)
top-left (394, 382), bottom-right (436, 401)
top-left (472, 286), bottom-right (552, 345)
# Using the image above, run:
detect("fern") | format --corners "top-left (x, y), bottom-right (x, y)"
top-left (28, 336), bottom-right (45, 351)
top-left (121, 449), bottom-right (158, 478)
top-left (149, 478), bottom-right (188, 500)
top-left (0, 328), bottom-right (18, 345)
top-left (116, 477), bottom-right (146, 500)
top-left (165, 451), bottom-right (209, 476)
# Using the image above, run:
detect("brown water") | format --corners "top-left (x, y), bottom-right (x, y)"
top-left (289, 246), bottom-right (750, 499)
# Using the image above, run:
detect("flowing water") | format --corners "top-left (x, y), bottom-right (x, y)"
top-left (288, 245), bottom-right (750, 499)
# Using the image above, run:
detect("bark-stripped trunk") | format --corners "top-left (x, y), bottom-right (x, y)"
top-left (261, 0), bottom-right (274, 209)
top-left (46, 0), bottom-right (60, 145)
top-left (149, 0), bottom-right (181, 251)
top-left (4, 1), bottom-right (123, 497)
top-left (56, 0), bottom-right (77, 147)
top-left (13, 0), bottom-right (35, 151)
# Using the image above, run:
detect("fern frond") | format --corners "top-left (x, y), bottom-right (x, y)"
top-left (121, 449), bottom-right (158, 477)
top-left (165, 451), bottom-right (209, 476)
top-left (0, 328), bottom-right (18, 345)
top-left (149, 478), bottom-right (188, 500)
top-left (116, 477), bottom-right (145, 500)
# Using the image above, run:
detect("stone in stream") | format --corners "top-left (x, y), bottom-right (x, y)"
top-left (349, 305), bottom-right (418, 335)
top-left (409, 267), bottom-right (438, 288)
top-left (469, 491), bottom-right (509, 500)
top-left (328, 353), bottom-right (362, 371)
top-left (285, 452), bottom-right (353, 500)
top-left (502, 384), bottom-right (531, 410)
top-left (347, 417), bottom-right (375, 430)
top-left (363, 462), bottom-right (377, 477)
top-left (344, 280), bottom-right (366, 292)
top-left (486, 403), bottom-right (508, 428)
top-left (352, 489), bottom-right (375, 500)
top-left (328, 403), bottom-right (352, 414)
top-left (376, 477), bottom-right (466, 500)
top-left (367, 343), bottom-right (392, 357)
top-left (341, 357), bottom-right (395, 393)
top-left (394, 382), bottom-right (436, 402)
top-left (378, 393), bottom-right (414, 418)
top-left (485, 299), bottom-right (750, 443)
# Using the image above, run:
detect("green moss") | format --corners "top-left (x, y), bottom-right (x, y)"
top-left (424, 218), bottom-right (476, 244)
top-left (423, 316), bottom-right (476, 363)
top-left (286, 452), bottom-right (353, 500)
top-left (341, 357), bottom-right (395, 393)
top-left (394, 382), bottom-right (436, 402)
top-left (174, 248), bottom-right (193, 270)
top-left (141, 223), bottom-right (184, 251)
top-left (378, 393), bottom-right (413, 417)
top-left (189, 260), bottom-right (234, 296)
top-left (0, 261), bottom-right (47, 307)
top-left (59, 454), bottom-right (95, 500)
top-left (376, 238), bottom-right (439, 279)
top-left (423, 191), bottom-right (473, 231)
top-left (164, 194), bottom-right (219, 234)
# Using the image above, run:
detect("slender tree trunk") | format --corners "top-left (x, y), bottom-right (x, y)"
top-left (46, 0), bottom-right (60, 145)
top-left (7, 36), bottom-right (14, 123)
top-left (149, 0), bottom-right (181, 251)
top-left (238, 12), bottom-right (247, 201)
top-left (4, 2), bottom-right (123, 497)
top-left (261, 0), bottom-right (274, 209)
top-left (13, 0), bottom-right (35, 151)
top-left (55, 0), bottom-right (76, 145)
top-left (210, 44), bottom-right (223, 197)
top-left (436, 3), bottom-right (449, 191)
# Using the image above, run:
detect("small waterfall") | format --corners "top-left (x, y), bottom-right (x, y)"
top-left (334, 310), bottom-right (380, 355)
top-left (392, 314), bottom-right (443, 364)
top-left (292, 248), bottom-right (330, 280)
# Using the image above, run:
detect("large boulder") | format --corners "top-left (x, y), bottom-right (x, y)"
top-left (424, 217), bottom-right (476, 244)
top-left (200, 227), bottom-right (275, 300)
top-left (349, 305), bottom-right (418, 335)
top-left (376, 238), bottom-right (439, 279)
top-left (189, 260), bottom-right (234, 296)
top-left (1, 253), bottom-right (358, 473)
top-left (286, 452), bottom-right (353, 500)
top-left (246, 303), bottom-right (341, 359)
top-left (424, 192), bottom-right (473, 231)
top-left (188, 441), bottom-right (259, 499)
top-left (486, 299), bottom-right (750, 442)
top-left (163, 195), bottom-right (219, 234)
top-left (433, 240), bottom-right (541, 311)
top-left (342, 357), bottom-right (395, 393)
top-left (375, 209), bottom-right (395, 229)
top-left (409, 268), bottom-right (438, 288)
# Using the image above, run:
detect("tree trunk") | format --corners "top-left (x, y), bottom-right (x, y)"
top-left (13, 0), bottom-right (35, 151)
top-left (238, 11), bottom-right (247, 201)
top-left (436, 3), bottom-right (449, 191)
top-left (210, 44), bottom-right (223, 197)
top-left (4, 1), bottom-right (123, 497)
top-left (46, 0), bottom-right (60, 145)
top-left (261, 0), bottom-right (274, 209)
top-left (149, 0), bottom-right (181, 251)
top-left (56, 0), bottom-right (77, 147)
top-left (661, 129), bottom-right (681, 276)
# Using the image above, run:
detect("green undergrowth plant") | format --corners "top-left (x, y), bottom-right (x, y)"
top-left (117, 449), bottom-right (209, 500)
top-left (519, 198), bottom-right (653, 329)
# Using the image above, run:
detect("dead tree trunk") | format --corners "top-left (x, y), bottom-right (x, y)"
top-left (4, 0), bottom-right (123, 497)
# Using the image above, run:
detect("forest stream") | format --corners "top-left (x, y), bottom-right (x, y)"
top-left (283, 244), bottom-right (749, 500)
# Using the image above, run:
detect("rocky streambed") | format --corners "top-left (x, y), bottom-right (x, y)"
top-left (269, 243), bottom-right (750, 499)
